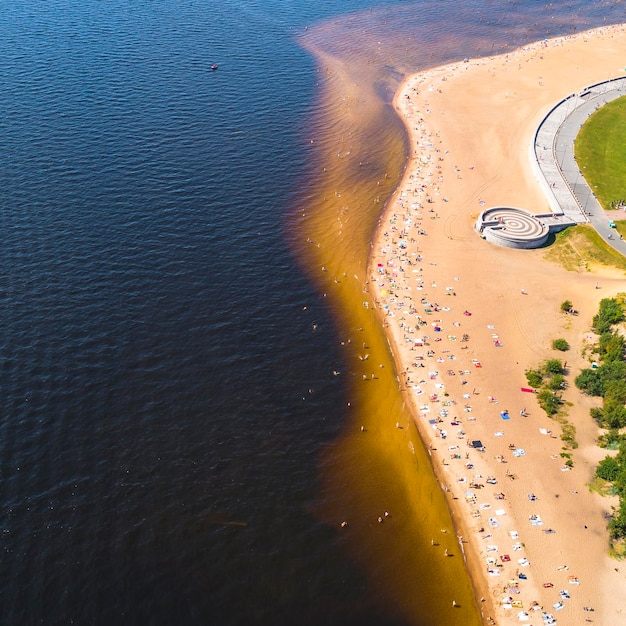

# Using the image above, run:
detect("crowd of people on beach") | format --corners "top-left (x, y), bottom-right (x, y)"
top-left (364, 51), bottom-right (608, 623)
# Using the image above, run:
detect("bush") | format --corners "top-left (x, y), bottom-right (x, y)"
top-left (547, 374), bottom-right (566, 391)
top-left (609, 499), bottom-right (626, 540)
top-left (605, 379), bottom-right (626, 406)
top-left (603, 403), bottom-right (626, 429)
top-left (537, 388), bottom-right (561, 415)
top-left (525, 368), bottom-right (543, 388)
top-left (544, 359), bottom-right (564, 375)
top-left (615, 443), bottom-right (626, 471)
top-left (593, 298), bottom-right (624, 334)
top-left (575, 361), bottom-right (626, 397)
top-left (590, 406), bottom-right (605, 424)
top-left (597, 455), bottom-right (621, 481)
top-left (598, 429), bottom-right (622, 449)
top-left (552, 338), bottom-right (570, 351)
top-left (596, 361), bottom-right (626, 397)
top-left (560, 300), bottom-right (573, 313)
top-left (561, 422), bottom-right (577, 449)
top-left (576, 368), bottom-right (603, 396)
top-left (599, 333), bottom-right (626, 363)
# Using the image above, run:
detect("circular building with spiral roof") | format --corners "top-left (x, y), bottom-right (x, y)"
top-left (475, 206), bottom-right (574, 249)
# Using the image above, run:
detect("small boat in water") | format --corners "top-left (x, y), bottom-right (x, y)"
top-left (211, 64), bottom-right (218, 70)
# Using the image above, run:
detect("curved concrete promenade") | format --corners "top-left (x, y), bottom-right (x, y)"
top-left (478, 75), bottom-right (626, 250)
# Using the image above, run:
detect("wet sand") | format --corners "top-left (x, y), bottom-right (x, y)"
top-left (369, 24), bottom-right (626, 624)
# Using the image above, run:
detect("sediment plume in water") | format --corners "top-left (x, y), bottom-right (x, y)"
top-left (287, 17), bottom-right (482, 626)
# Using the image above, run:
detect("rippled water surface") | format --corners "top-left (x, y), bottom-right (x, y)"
top-left (0, 1), bottom-right (623, 624)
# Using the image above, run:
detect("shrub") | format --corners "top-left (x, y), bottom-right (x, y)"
top-left (609, 499), bottom-right (626, 540)
top-left (552, 338), bottom-right (570, 351)
top-left (615, 443), bottom-right (626, 470)
top-left (525, 368), bottom-right (543, 388)
top-left (594, 361), bottom-right (626, 397)
top-left (537, 388), bottom-right (561, 415)
top-left (593, 298), bottom-right (624, 334)
top-left (560, 300), bottom-right (573, 313)
top-left (590, 406), bottom-right (605, 424)
top-left (574, 361), bottom-right (626, 396)
top-left (598, 429), bottom-right (622, 449)
top-left (548, 374), bottom-right (566, 391)
top-left (576, 367), bottom-right (607, 396)
top-left (600, 333), bottom-right (626, 363)
top-left (544, 359), bottom-right (564, 375)
top-left (605, 379), bottom-right (626, 406)
top-left (561, 422), bottom-right (577, 448)
top-left (597, 455), bottom-right (620, 481)
top-left (603, 403), bottom-right (626, 430)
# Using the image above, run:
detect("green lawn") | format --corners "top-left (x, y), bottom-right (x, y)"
top-left (575, 95), bottom-right (626, 210)
top-left (544, 223), bottom-right (626, 274)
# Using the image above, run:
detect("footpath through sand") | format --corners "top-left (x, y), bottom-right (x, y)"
top-left (368, 24), bottom-right (626, 625)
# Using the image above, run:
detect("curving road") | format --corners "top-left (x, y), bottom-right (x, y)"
top-left (534, 76), bottom-right (626, 254)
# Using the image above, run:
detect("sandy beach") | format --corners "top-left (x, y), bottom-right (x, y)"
top-left (369, 24), bottom-right (626, 625)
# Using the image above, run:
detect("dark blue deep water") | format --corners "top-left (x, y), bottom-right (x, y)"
top-left (0, 1), bottom-right (623, 624)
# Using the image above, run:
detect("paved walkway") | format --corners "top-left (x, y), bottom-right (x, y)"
top-left (533, 76), bottom-right (626, 254)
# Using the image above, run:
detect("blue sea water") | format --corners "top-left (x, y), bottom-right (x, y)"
top-left (0, 1), bottom-right (623, 624)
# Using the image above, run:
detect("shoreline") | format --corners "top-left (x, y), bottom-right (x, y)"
top-left (368, 24), bottom-right (626, 624)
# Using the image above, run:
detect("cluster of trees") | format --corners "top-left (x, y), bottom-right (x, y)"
top-left (597, 448), bottom-right (626, 540)
top-left (577, 298), bottom-right (626, 540)
top-left (575, 298), bottom-right (626, 428)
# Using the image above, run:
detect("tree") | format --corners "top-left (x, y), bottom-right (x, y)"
top-left (560, 300), bottom-right (573, 313)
